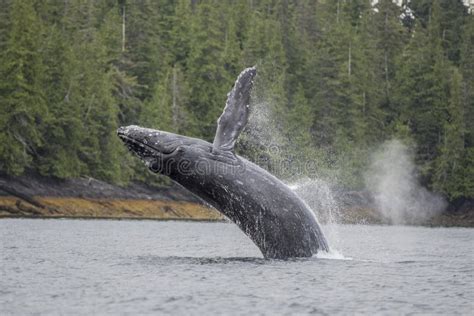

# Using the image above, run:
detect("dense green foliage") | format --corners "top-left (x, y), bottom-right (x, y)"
top-left (0, 0), bottom-right (472, 200)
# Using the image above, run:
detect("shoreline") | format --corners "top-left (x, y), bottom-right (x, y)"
top-left (0, 215), bottom-right (225, 222)
top-left (0, 174), bottom-right (473, 227)
top-left (1, 196), bottom-right (472, 227)
top-left (0, 196), bottom-right (222, 221)
top-left (1, 214), bottom-right (473, 228)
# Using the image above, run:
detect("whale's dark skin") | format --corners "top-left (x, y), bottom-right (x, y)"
top-left (117, 67), bottom-right (329, 259)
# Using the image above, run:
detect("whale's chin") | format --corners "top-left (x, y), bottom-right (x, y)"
top-left (117, 129), bottom-right (177, 159)
top-left (117, 134), bottom-right (157, 159)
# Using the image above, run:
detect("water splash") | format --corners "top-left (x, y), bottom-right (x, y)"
top-left (240, 98), bottom-right (290, 171)
top-left (364, 139), bottom-right (447, 225)
top-left (315, 249), bottom-right (352, 261)
top-left (245, 100), bottom-right (281, 146)
top-left (287, 178), bottom-right (340, 225)
top-left (241, 79), bottom-right (345, 255)
top-left (288, 178), bottom-right (346, 255)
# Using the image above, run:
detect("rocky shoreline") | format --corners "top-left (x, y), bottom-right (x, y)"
top-left (0, 174), bottom-right (222, 221)
top-left (0, 174), bottom-right (472, 227)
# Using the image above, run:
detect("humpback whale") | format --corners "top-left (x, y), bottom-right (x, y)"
top-left (117, 67), bottom-right (329, 259)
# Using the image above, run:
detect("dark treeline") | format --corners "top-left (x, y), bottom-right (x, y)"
top-left (0, 0), bottom-right (472, 200)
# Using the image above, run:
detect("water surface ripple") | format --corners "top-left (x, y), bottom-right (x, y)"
top-left (1, 219), bottom-right (473, 315)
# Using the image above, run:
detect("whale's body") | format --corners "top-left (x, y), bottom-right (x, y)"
top-left (164, 137), bottom-right (329, 258)
top-left (118, 67), bottom-right (329, 259)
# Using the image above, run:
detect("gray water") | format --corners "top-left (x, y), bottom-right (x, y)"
top-left (1, 219), bottom-right (473, 315)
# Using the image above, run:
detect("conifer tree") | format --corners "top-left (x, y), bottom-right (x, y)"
top-left (141, 64), bottom-right (190, 135)
top-left (0, 0), bottom-right (46, 175)
top-left (394, 2), bottom-right (450, 177)
top-left (460, 14), bottom-right (474, 149)
top-left (459, 14), bottom-right (474, 198)
top-left (187, 2), bottom-right (228, 140)
top-left (57, 1), bottom-right (126, 182)
top-left (0, 0), bottom-right (470, 198)
top-left (433, 68), bottom-right (466, 198)
top-left (306, 1), bottom-right (354, 148)
top-left (0, 0), bottom-right (12, 53)
top-left (407, 0), bottom-right (468, 64)
top-left (37, 23), bottom-right (85, 178)
top-left (170, 0), bottom-right (193, 68)
top-left (371, 0), bottom-right (407, 108)
top-left (287, 84), bottom-right (313, 150)
top-left (124, 1), bottom-right (166, 100)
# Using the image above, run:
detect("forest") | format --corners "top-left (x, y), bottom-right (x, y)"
top-left (0, 0), bottom-right (472, 201)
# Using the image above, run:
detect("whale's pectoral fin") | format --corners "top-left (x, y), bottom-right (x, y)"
top-left (213, 67), bottom-right (257, 153)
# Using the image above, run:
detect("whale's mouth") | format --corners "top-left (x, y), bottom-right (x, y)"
top-left (117, 131), bottom-right (177, 157)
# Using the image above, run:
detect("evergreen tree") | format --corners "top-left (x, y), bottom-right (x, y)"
top-left (99, 2), bottom-right (142, 127)
top-left (460, 14), bottom-right (474, 150)
top-left (407, 0), bottom-right (468, 64)
top-left (141, 64), bottom-right (190, 135)
top-left (58, 1), bottom-right (126, 182)
top-left (0, 0), bottom-right (12, 53)
top-left (306, 1), bottom-right (355, 148)
top-left (371, 0), bottom-right (407, 110)
top-left (433, 68), bottom-right (466, 199)
top-left (287, 84), bottom-right (313, 150)
top-left (0, 0), bottom-right (470, 199)
top-left (0, 0), bottom-right (46, 175)
top-left (124, 1), bottom-right (167, 100)
top-left (394, 2), bottom-right (450, 179)
top-left (169, 0), bottom-right (193, 68)
top-left (187, 2), bottom-right (228, 140)
top-left (459, 14), bottom-right (474, 198)
top-left (37, 23), bottom-right (85, 178)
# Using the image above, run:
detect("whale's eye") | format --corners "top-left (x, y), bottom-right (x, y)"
top-left (149, 159), bottom-right (161, 173)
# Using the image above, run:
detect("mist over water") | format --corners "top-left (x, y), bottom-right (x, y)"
top-left (287, 141), bottom-right (448, 227)
top-left (365, 139), bottom-right (447, 225)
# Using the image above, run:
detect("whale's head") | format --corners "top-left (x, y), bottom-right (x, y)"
top-left (117, 125), bottom-right (197, 174)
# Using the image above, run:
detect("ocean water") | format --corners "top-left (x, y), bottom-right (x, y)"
top-left (1, 219), bottom-right (473, 315)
